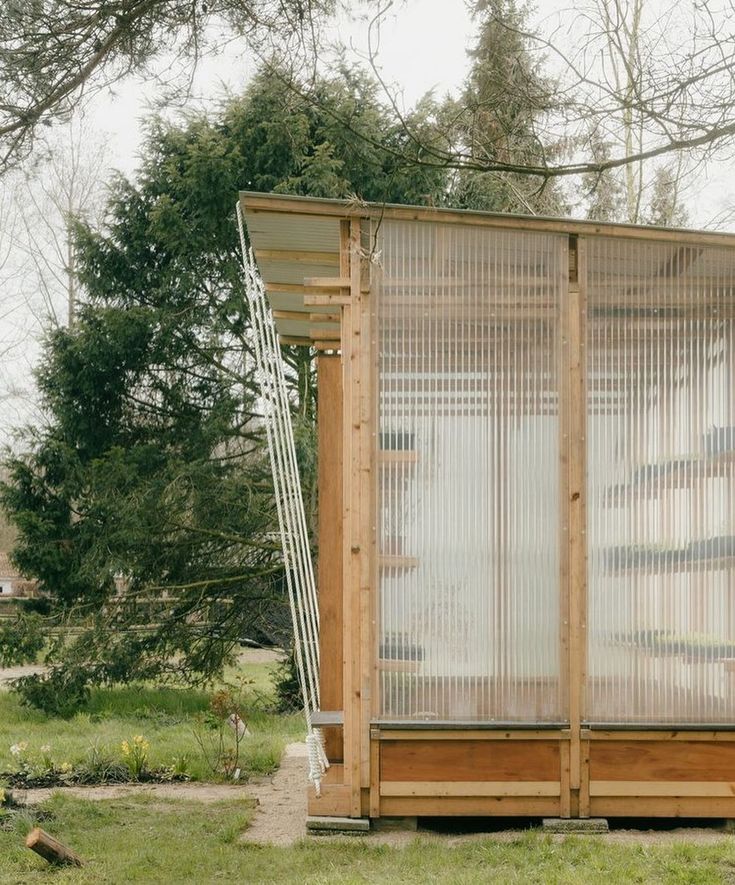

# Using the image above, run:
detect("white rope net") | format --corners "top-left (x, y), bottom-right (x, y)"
top-left (237, 205), bottom-right (328, 795)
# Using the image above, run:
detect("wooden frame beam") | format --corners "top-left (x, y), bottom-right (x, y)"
top-left (241, 191), bottom-right (735, 248)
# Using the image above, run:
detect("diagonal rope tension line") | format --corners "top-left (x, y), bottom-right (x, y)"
top-left (237, 204), bottom-right (328, 796)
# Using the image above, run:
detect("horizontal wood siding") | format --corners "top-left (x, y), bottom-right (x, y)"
top-left (381, 740), bottom-right (560, 782)
top-left (380, 796), bottom-right (562, 816)
top-left (590, 797), bottom-right (735, 818)
top-left (590, 740), bottom-right (735, 781)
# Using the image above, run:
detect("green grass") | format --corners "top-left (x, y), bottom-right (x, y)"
top-left (2, 794), bottom-right (735, 883)
top-left (0, 661), bottom-right (303, 783)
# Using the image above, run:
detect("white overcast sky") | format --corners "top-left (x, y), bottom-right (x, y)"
top-left (85, 0), bottom-right (735, 225)
top-left (97, 0), bottom-right (476, 178)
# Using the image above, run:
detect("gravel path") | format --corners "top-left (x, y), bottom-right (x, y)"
top-left (0, 648), bottom-right (283, 685)
top-left (240, 742), bottom-right (309, 846)
top-left (0, 665), bottom-right (45, 685)
top-left (22, 781), bottom-right (252, 805)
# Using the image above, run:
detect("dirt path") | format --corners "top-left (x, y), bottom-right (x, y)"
top-left (0, 664), bottom-right (45, 685)
top-left (240, 742), bottom-right (309, 845)
top-left (23, 781), bottom-right (252, 805)
top-left (0, 648), bottom-right (283, 686)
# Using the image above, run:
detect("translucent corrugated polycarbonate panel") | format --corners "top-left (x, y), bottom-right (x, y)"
top-left (586, 238), bottom-right (735, 724)
top-left (376, 220), bottom-right (566, 723)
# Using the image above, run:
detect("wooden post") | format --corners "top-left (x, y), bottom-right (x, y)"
top-left (339, 219), bottom-right (359, 816)
top-left (26, 828), bottom-right (84, 867)
top-left (317, 353), bottom-right (344, 761)
top-left (357, 219), bottom-right (375, 801)
top-left (560, 234), bottom-right (589, 817)
top-left (570, 235), bottom-right (589, 816)
top-left (559, 237), bottom-right (573, 814)
top-left (341, 216), bottom-right (374, 818)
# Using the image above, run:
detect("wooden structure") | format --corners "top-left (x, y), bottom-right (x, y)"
top-left (240, 191), bottom-right (735, 820)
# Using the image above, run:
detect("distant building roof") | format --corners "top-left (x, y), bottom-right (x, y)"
top-left (0, 552), bottom-right (21, 578)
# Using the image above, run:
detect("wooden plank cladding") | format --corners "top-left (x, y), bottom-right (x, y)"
top-left (380, 781), bottom-right (561, 797)
top-left (590, 797), bottom-right (735, 818)
top-left (380, 796), bottom-right (562, 817)
top-left (590, 740), bottom-right (735, 782)
top-left (590, 781), bottom-right (735, 797)
top-left (381, 740), bottom-right (560, 783)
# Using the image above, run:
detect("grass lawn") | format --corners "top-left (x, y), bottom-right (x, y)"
top-left (0, 660), bottom-right (303, 783)
top-left (2, 793), bottom-right (735, 883)
top-left (3, 665), bottom-right (735, 884)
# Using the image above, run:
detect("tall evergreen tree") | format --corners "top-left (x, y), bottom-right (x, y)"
top-left (449, 0), bottom-right (567, 215)
top-left (0, 66), bottom-right (447, 709)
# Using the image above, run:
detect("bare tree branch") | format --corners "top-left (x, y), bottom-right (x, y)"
top-left (0, 0), bottom-right (334, 170)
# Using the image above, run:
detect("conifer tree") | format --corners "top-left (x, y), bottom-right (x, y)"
top-left (449, 0), bottom-right (567, 215)
top-left (0, 66), bottom-right (447, 710)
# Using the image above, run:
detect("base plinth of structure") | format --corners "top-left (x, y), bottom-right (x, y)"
top-left (542, 818), bottom-right (609, 834)
top-left (372, 817), bottom-right (418, 832)
top-left (306, 816), bottom-right (370, 834)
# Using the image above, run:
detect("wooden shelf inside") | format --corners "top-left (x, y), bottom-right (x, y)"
top-left (601, 548), bottom-right (735, 576)
top-left (604, 450), bottom-right (735, 505)
top-left (378, 450), bottom-right (418, 464)
top-left (379, 555), bottom-right (419, 569)
top-left (378, 658), bottom-right (422, 673)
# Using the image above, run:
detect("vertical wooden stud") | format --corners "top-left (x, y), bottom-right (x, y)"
top-left (570, 235), bottom-right (589, 815)
top-left (341, 216), bottom-right (374, 817)
top-left (339, 219), bottom-right (361, 816)
top-left (369, 730), bottom-right (381, 818)
top-left (561, 234), bottom-right (589, 817)
top-left (560, 739), bottom-right (571, 819)
top-left (357, 219), bottom-right (374, 792)
top-left (558, 237), bottom-right (573, 812)
top-left (578, 238), bottom-right (589, 815)
top-left (579, 737), bottom-right (591, 818)
top-left (317, 353), bottom-right (344, 761)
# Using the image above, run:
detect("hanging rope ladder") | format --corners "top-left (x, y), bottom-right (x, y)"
top-left (237, 205), bottom-right (328, 795)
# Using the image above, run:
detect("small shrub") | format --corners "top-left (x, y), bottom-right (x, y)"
top-left (120, 735), bottom-right (149, 781)
top-left (16, 596), bottom-right (52, 617)
top-left (194, 680), bottom-right (252, 780)
top-left (0, 613), bottom-right (45, 668)
top-left (13, 667), bottom-right (90, 718)
top-left (165, 754), bottom-right (190, 779)
top-left (272, 653), bottom-right (301, 714)
top-left (72, 744), bottom-right (129, 785)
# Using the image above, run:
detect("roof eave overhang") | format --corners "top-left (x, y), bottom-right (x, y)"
top-left (238, 191), bottom-right (735, 345)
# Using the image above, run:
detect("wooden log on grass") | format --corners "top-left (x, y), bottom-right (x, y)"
top-left (26, 827), bottom-right (84, 866)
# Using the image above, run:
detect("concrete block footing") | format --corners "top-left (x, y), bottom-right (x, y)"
top-left (306, 816), bottom-right (370, 835)
top-left (371, 817), bottom-right (418, 832)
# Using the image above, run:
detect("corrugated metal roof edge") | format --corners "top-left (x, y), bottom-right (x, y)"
top-left (239, 191), bottom-right (735, 248)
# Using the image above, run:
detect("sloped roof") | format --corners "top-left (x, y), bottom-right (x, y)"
top-left (0, 552), bottom-right (20, 579)
top-left (238, 191), bottom-right (735, 344)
